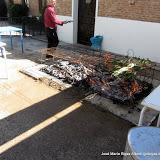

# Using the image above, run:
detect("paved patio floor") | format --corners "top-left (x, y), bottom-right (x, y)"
top-left (0, 36), bottom-right (133, 160)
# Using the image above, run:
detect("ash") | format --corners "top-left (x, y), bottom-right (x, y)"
top-left (40, 60), bottom-right (92, 85)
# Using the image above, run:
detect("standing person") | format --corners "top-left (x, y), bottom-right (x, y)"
top-left (43, 0), bottom-right (64, 57)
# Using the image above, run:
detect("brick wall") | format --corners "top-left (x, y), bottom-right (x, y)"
top-left (29, 0), bottom-right (72, 16)
top-left (98, 0), bottom-right (160, 23)
top-left (13, 0), bottom-right (72, 16)
top-left (13, 0), bottom-right (21, 4)
top-left (28, 0), bottom-right (39, 16)
top-left (56, 0), bottom-right (72, 16)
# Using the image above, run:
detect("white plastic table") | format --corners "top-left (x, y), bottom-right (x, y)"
top-left (0, 26), bottom-right (23, 53)
top-left (138, 85), bottom-right (160, 126)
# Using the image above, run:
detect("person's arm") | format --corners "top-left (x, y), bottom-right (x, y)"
top-left (49, 8), bottom-right (63, 25)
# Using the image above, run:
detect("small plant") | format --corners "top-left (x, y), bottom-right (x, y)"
top-left (9, 4), bottom-right (29, 18)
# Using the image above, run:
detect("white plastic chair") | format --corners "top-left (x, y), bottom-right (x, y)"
top-left (123, 127), bottom-right (160, 160)
top-left (0, 42), bottom-right (8, 79)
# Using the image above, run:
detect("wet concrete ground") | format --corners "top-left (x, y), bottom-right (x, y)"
top-left (0, 36), bottom-right (133, 160)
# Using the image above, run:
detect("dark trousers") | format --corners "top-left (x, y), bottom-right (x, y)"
top-left (46, 27), bottom-right (59, 48)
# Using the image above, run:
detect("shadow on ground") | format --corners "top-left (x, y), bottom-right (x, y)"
top-left (0, 36), bottom-right (133, 160)
top-left (0, 86), bottom-right (133, 160)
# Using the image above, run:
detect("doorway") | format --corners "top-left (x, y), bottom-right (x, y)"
top-left (0, 0), bottom-right (7, 17)
top-left (77, 0), bottom-right (96, 45)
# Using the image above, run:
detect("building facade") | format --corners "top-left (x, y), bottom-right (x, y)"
top-left (12, 0), bottom-right (160, 63)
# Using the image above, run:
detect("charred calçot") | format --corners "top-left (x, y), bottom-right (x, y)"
top-left (40, 57), bottom-right (153, 105)
top-left (40, 60), bottom-right (92, 85)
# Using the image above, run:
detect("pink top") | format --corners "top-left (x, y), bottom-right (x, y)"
top-left (44, 5), bottom-right (63, 28)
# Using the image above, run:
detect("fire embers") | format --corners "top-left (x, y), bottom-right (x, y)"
top-left (40, 60), bottom-right (92, 85)
top-left (129, 80), bottom-right (142, 97)
top-left (88, 75), bottom-right (152, 104)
